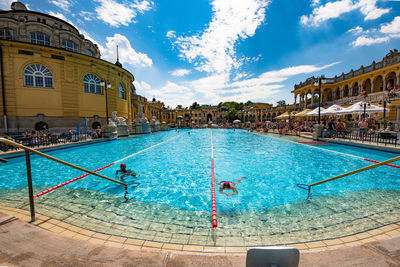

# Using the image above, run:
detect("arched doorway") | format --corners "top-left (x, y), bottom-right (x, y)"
top-left (34, 121), bottom-right (48, 131)
top-left (335, 87), bottom-right (340, 99)
top-left (352, 82), bottom-right (359, 96)
top-left (385, 71), bottom-right (396, 90)
top-left (363, 79), bottom-right (372, 94)
top-left (92, 121), bottom-right (101, 129)
top-left (373, 76), bottom-right (383, 93)
top-left (207, 114), bottom-right (212, 123)
top-left (343, 85), bottom-right (349, 97)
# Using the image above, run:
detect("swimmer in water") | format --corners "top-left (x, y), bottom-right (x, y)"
top-left (218, 177), bottom-right (246, 197)
top-left (116, 163), bottom-right (136, 180)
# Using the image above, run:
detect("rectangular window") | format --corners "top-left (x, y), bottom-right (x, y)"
top-left (25, 76), bottom-right (33, 87)
top-left (44, 77), bottom-right (52, 88)
top-left (35, 77), bottom-right (43, 87)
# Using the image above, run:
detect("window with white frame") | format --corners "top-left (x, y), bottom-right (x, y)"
top-left (30, 32), bottom-right (50, 46)
top-left (86, 49), bottom-right (93, 56)
top-left (119, 83), bottom-right (125, 99)
top-left (0, 28), bottom-right (16, 40)
top-left (24, 64), bottom-right (53, 88)
top-left (62, 39), bottom-right (78, 52)
top-left (83, 74), bottom-right (101, 94)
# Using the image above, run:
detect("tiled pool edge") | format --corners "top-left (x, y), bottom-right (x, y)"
top-left (2, 205), bottom-right (399, 254)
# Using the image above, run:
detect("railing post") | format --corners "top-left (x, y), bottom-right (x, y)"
top-left (25, 150), bottom-right (35, 222)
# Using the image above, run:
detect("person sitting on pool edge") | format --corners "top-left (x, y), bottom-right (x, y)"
top-left (218, 177), bottom-right (246, 197)
top-left (116, 163), bottom-right (136, 180)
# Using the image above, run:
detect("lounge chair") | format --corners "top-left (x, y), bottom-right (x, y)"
top-left (246, 247), bottom-right (299, 267)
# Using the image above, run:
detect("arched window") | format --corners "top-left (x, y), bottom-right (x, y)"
top-left (83, 74), bottom-right (101, 94)
top-left (24, 64), bottom-right (53, 88)
top-left (30, 32), bottom-right (50, 46)
top-left (62, 40), bottom-right (77, 52)
top-left (119, 83), bottom-right (125, 99)
top-left (86, 49), bottom-right (93, 56)
top-left (0, 28), bottom-right (16, 40)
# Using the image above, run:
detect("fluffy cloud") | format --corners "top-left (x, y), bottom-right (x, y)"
top-left (301, 0), bottom-right (390, 26)
top-left (350, 16), bottom-right (400, 47)
top-left (347, 26), bottom-right (363, 34)
top-left (80, 11), bottom-right (94, 21)
top-left (380, 16), bottom-right (400, 35)
top-left (146, 81), bottom-right (196, 108)
top-left (48, 0), bottom-right (73, 11)
top-left (95, 0), bottom-right (153, 27)
top-left (151, 62), bottom-right (337, 107)
top-left (133, 80), bottom-right (152, 95)
top-left (352, 36), bottom-right (389, 46)
top-left (169, 69), bottom-right (191, 77)
top-left (172, 0), bottom-right (270, 74)
top-left (99, 34), bottom-right (152, 67)
top-left (0, 0), bottom-right (15, 10)
top-left (166, 30), bottom-right (176, 38)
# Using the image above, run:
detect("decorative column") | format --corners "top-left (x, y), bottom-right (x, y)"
top-left (397, 73), bottom-right (400, 87)
top-left (311, 92), bottom-right (314, 106)
top-left (294, 94), bottom-right (297, 105)
top-left (371, 81), bottom-right (374, 93)
top-left (383, 79), bottom-right (386, 91)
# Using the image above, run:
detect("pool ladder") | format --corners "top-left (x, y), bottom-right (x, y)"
top-left (0, 137), bottom-right (127, 222)
top-left (297, 155), bottom-right (400, 199)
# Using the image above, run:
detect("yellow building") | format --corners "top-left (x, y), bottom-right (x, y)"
top-left (0, 2), bottom-right (134, 133)
top-left (292, 50), bottom-right (400, 122)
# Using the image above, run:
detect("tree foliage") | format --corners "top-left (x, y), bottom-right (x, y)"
top-left (189, 102), bottom-right (201, 110)
top-left (276, 100), bottom-right (286, 107)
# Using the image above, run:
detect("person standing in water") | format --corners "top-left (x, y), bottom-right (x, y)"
top-left (116, 163), bottom-right (136, 180)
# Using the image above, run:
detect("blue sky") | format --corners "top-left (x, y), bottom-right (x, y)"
top-left (3, 0), bottom-right (400, 108)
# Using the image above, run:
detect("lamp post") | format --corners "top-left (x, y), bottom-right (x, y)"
top-left (314, 76), bottom-right (326, 125)
top-left (379, 99), bottom-right (391, 119)
top-left (100, 80), bottom-right (111, 124)
top-left (360, 102), bottom-right (370, 119)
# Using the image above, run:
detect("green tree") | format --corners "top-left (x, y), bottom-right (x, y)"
top-left (176, 105), bottom-right (183, 110)
top-left (277, 100), bottom-right (286, 107)
top-left (190, 102), bottom-right (201, 110)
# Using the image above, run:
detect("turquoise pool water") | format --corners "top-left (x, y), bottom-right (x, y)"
top-left (0, 129), bottom-right (399, 213)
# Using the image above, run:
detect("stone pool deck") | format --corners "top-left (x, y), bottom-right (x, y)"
top-left (1, 208), bottom-right (400, 266)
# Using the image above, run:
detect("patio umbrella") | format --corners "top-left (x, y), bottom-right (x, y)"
top-left (338, 101), bottom-right (389, 114)
top-left (275, 112), bottom-right (290, 119)
top-left (294, 109), bottom-right (311, 117)
top-left (305, 107), bottom-right (326, 116)
top-left (320, 104), bottom-right (344, 115)
top-left (233, 119), bottom-right (241, 123)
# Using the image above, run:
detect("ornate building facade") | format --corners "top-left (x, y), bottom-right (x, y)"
top-left (292, 50), bottom-right (400, 122)
top-left (0, 2), bottom-right (134, 133)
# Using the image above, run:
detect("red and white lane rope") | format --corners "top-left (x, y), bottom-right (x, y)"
top-left (211, 131), bottom-right (218, 229)
top-left (34, 134), bottom-right (182, 199)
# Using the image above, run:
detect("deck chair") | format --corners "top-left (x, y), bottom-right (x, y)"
top-left (246, 247), bottom-right (299, 267)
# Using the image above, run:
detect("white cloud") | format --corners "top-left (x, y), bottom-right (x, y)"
top-left (166, 30), bottom-right (176, 38)
top-left (95, 0), bottom-right (153, 27)
top-left (49, 11), bottom-right (69, 22)
top-left (172, 0), bottom-right (270, 74)
top-left (347, 26), bottom-right (364, 34)
top-left (350, 16), bottom-right (400, 47)
top-left (358, 0), bottom-right (390, 20)
top-left (301, 0), bottom-right (390, 26)
top-left (48, 0), bottom-right (73, 12)
top-left (0, 0), bottom-right (14, 10)
top-left (380, 16), bottom-right (400, 34)
top-left (147, 81), bottom-right (195, 108)
top-left (80, 11), bottom-right (94, 21)
top-left (151, 62), bottom-right (337, 107)
top-left (133, 80), bottom-right (152, 95)
top-left (352, 35), bottom-right (389, 46)
top-left (99, 33), bottom-right (152, 67)
top-left (311, 0), bottom-right (321, 7)
top-left (169, 69), bottom-right (191, 77)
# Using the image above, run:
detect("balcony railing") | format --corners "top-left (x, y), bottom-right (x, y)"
top-left (0, 133), bottom-right (92, 152)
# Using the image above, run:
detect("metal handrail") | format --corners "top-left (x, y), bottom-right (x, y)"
top-left (0, 138), bottom-right (125, 186)
top-left (0, 137), bottom-right (127, 222)
top-left (297, 155), bottom-right (400, 198)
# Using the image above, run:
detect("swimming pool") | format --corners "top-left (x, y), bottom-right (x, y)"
top-left (1, 129), bottom-right (399, 246)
